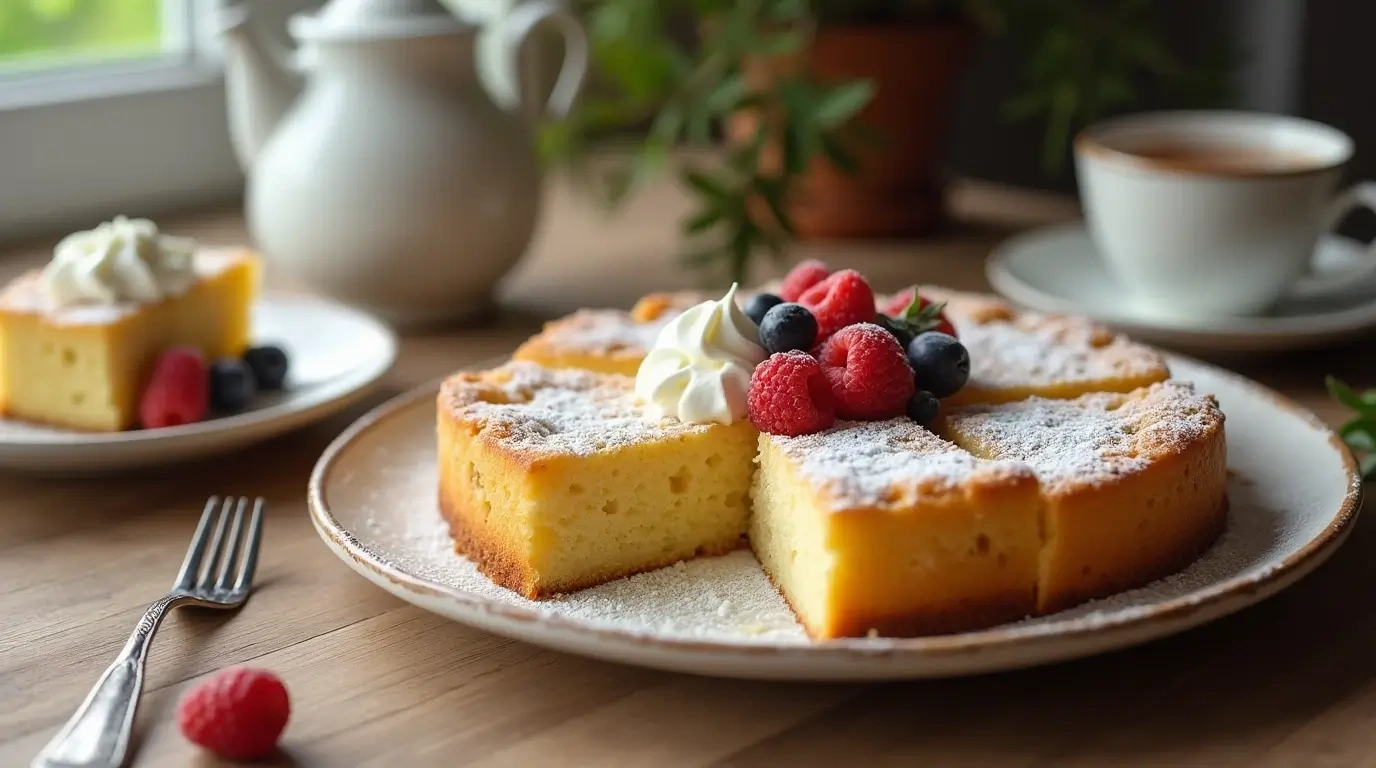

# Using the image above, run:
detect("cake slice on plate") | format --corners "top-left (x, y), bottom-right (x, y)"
top-left (0, 217), bottom-right (259, 432)
top-left (437, 361), bottom-right (758, 598)
top-left (942, 381), bottom-right (1227, 613)
top-left (750, 420), bottom-right (1044, 639)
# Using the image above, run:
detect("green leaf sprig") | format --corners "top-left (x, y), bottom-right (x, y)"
top-left (1326, 376), bottom-right (1376, 479)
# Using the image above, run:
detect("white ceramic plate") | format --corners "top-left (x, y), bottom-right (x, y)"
top-left (987, 222), bottom-right (1376, 353)
top-left (308, 358), bottom-right (1361, 681)
top-left (0, 292), bottom-right (397, 475)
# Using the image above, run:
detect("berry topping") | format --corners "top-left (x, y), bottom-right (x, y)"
top-left (209, 358), bottom-right (257, 414)
top-left (880, 289), bottom-right (957, 339)
top-left (757, 302), bottom-right (818, 355)
top-left (747, 351), bottom-right (836, 436)
top-left (778, 259), bottom-right (831, 302)
top-left (872, 312), bottom-right (916, 350)
top-left (797, 269), bottom-right (876, 342)
top-left (139, 347), bottom-right (208, 429)
top-left (177, 667), bottom-right (290, 762)
top-left (906, 390), bottom-right (941, 425)
top-left (814, 323), bottom-right (915, 420)
top-left (906, 332), bottom-right (971, 399)
top-left (243, 345), bottom-right (290, 390)
top-left (743, 292), bottom-right (785, 327)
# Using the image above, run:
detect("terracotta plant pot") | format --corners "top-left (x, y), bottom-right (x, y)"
top-left (731, 22), bottom-right (976, 239)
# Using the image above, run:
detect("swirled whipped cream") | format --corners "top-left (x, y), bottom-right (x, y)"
top-left (43, 216), bottom-right (197, 307)
top-left (635, 283), bottom-right (767, 425)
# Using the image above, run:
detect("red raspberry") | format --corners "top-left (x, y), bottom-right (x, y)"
top-left (797, 269), bottom-right (876, 342)
top-left (778, 259), bottom-right (831, 302)
top-left (178, 667), bottom-right (290, 761)
top-left (747, 351), bottom-right (836, 436)
top-left (878, 287), bottom-right (957, 338)
top-left (815, 323), bottom-right (915, 420)
top-left (139, 347), bottom-right (209, 429)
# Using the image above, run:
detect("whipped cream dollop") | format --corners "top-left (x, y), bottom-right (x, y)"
top-left (635, 284), bottom-right (767, 425)
top-left (43, 216), bottom-right (197, 307)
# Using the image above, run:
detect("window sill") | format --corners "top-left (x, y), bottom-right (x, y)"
top-left (0, 58), bottom-right (223, 113)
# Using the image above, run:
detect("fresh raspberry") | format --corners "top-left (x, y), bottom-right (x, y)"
top-left (797, 269), bottom-right (876, 342)
top-left (139, 347), bottom-right (209, 429)
top-left (747, 351), bottom-right (835, 436)
top-left (178, 667), bottom-right (290, 761)
top-left (778, 259), bottom-right (831, 302)
top-left (815, 323), bottom-right (915, 420)
top-left (878, 287), bottom-right (957, 338)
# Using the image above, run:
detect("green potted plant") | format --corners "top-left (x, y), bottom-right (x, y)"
top-left (543, 0), bottom-right (1228, 285)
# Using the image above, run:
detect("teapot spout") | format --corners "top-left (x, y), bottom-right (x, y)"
top-left (219, 5), bottom-right (305, 173)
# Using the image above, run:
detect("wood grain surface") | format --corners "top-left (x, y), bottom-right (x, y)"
top-left (2, 178), bottom-right (1374, 767)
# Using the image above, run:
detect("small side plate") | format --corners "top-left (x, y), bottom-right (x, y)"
top-left (308, 356), bottom-right (1361, 681)
top-left (987, 222), bottom-right (1376, 353)
top-left (0, 292), bottom-right (398, 475)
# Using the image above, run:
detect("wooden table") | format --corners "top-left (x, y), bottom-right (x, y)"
top-left (3, 179), bottom-right (1375, 767)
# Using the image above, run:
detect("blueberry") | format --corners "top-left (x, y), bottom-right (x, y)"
top-left (243, 345), bottom-right (290, 390)
top-left (873, 313), bottom-right (915, 349)
top-left (906, 390), bottom-right (940, 425)
top-left (744, 292), bottom-right (784, 327)
top-left (209, 358), bottom-right (257, 413)
top-left (758, 303), bottom-right (818, 354)
top-left (906, 332), bottom-right (970, 399)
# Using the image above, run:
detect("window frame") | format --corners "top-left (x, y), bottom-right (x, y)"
top-left (0, 0), bottom-right (242, 242)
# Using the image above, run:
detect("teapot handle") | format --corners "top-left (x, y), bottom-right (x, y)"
top-left (498, 0), bottom-right (588, 121)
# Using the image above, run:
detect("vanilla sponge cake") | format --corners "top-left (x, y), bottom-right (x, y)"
top-left (511, 291), bottom-right (711, 376)
top-left (437, 361), bottom-right (758, 597)
top-left (883, 287), bottom-right (1170, 406)
top-left (750, 420), bottom-right (1045, 639)
top-left (0, 249), bottom-right (259, 431)
top-left (942, 381), bottom-right (1227, 613)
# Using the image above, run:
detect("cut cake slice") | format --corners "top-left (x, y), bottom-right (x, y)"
top-left (437, 361), bottom-right (758, 598)
top-left (750, 420), bottom-right (1044, 639)
top-left (941, 381), bottom-right (1228, 613)
top-left (0, 248), bottom-right (259, 431)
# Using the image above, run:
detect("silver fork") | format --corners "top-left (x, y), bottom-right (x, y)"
top-left (32, 497), bottom-right (266, 768)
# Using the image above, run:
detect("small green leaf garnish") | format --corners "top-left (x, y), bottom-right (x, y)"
top-left (899, 293), bottom-right (949, 335)
top-left (1328, 375), bottom-right (1376, 480)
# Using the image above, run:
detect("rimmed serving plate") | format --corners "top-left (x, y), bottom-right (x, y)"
top-left (308, 357), bottom-right (1361, 681)
top-left (0, 292), bottom-right (397, 475)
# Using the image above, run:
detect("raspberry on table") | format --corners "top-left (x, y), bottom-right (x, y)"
top-left (815, 323), bottom-right (915, 420)
top-left (139, 347), bottom-right (209, 429)
top-left (747, 351), bottom-right (836, 436)
top-left (778, 259), bottom-right (831, 302)
top-left (797, 269), bottom-right (876, 342)
top-left (178, 667), bottom-right (291, 761)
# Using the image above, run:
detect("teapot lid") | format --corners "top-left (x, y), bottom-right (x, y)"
top-left (291, 0), bottom-right (471, 42)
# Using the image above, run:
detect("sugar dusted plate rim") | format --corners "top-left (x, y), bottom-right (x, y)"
top-left (307, 355), bottom-right (1362, 680)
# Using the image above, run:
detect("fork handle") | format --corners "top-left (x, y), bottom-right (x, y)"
top-left (32, 596), bottom-right (180, 768)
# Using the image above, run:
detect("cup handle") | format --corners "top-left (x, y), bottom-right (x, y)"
top-left (1291, 181), bottom-right (1376, 299)
top-left (498, 0), bottom-right (588, 122)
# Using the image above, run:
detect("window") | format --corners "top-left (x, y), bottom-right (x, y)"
top-left (0, 0), bottom-right (246, 241)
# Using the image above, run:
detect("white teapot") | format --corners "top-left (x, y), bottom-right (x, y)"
top-left (219, 0), bottom-right (587, 326)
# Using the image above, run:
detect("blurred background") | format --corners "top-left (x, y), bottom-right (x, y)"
top-left (0, 0), bottom-right (1370, 248)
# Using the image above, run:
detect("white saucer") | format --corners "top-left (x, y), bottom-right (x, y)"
top-left (987, 222), bottom-right (1376, 353)
top-left (0, 292), bottom-right (397, 475)
top-left (307, 357), bottom-right (1360, 681)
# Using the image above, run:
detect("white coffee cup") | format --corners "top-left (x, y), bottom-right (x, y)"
top-left (1074, 111), bottom-right (1376, 319)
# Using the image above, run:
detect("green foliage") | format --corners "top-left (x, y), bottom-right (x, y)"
top-left (546, 0), bottom-right (1230, 285)
top-left (0, 0), bottom-right (161, 66)
top-left (1327, 376), bottom-right (1376, 480)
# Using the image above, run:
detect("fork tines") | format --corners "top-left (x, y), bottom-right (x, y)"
top-left (174, 496), bottom-right (265, 595)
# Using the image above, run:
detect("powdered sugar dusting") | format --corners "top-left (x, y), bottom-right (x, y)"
top-left (946, 381), bottom-right (1221, 490)
top-left (956, 312), bottom-right (1167, 391)
top-left (441, 361), bottom-right (713, 458)
top-left (768, 419), bottom-right (1035, 510)
top-left (529, 309), bottom-right (671, 357)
